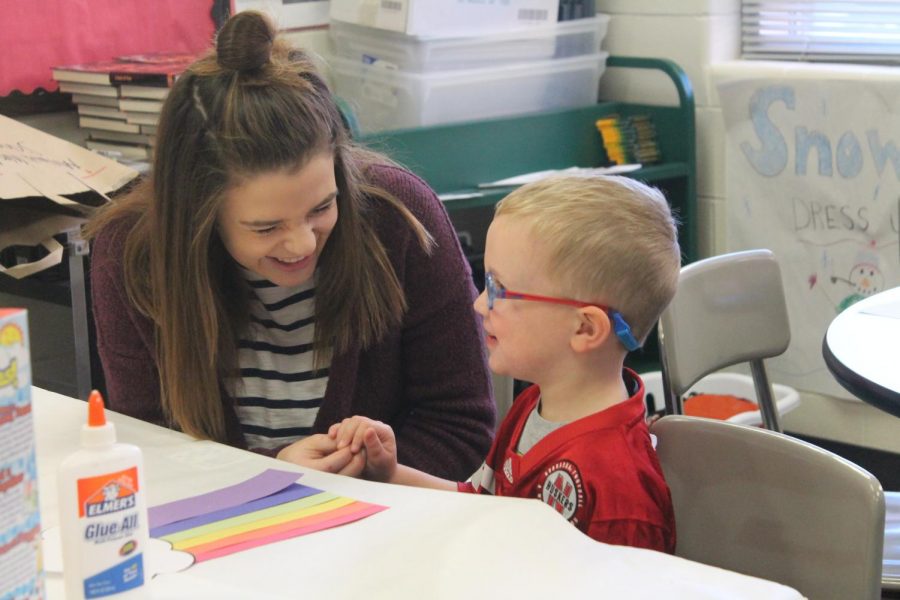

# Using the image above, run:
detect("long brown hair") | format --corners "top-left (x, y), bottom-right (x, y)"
top-left (87, 11), bottom-right (432, 441)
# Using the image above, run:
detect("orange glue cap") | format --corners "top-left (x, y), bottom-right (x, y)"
top-left (82, 390), bottom-right (116, 447)
top-left (87, 390), bottom-right (107, 427)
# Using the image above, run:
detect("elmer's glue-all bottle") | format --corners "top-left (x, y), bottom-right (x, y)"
top-left (58, 390), bottom-right (149, 599)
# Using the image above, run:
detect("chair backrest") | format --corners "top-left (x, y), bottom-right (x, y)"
top-left (884, 491), bottom-right (900, 589)
top-left (658, 249), bottom-right (790, 430)
top-left (652, 415), bottom-right (885, 600)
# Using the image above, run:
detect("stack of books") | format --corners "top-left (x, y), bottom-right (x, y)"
top-left (52, 52), bottom-right (196, 162)
top-left (595, 114), bottom-right (661, 167)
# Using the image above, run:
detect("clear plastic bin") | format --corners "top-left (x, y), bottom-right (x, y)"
top-left (330, 14), bottom-right (610, 72)
top-left (331, 51), bottom-right (609, 133)
top-left (641, 371), bottom-right (801, 427)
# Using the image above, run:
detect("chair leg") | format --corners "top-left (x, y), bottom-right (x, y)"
top-left (67, 229), bottom-right (93, 402)
top-left (657, 322), bottom-right (685, 416)
top-left (750, 359), bottom-right (782, 432)
top-left (660, 361), bottom-right (684, 416)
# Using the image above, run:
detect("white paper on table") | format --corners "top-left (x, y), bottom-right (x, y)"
top-left (477, 164), bottom-right (642, 189)
top-left (41, 526), bottom-right (195, 577)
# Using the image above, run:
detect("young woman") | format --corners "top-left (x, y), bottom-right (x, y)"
top-left (87, 11), bottom-right (494, 480)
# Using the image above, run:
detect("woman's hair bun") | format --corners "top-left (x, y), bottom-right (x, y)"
top-left (216, 11), bottom-right (275, 73)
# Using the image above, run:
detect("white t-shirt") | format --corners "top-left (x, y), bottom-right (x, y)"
top-left (233, 272), bottom-right (330, 450)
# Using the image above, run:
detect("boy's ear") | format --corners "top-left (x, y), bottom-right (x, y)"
top-left (570, 306), bottom-right (612, 353)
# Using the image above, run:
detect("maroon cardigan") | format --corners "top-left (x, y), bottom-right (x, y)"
top-left (90, 165), bottom-right (495, 480)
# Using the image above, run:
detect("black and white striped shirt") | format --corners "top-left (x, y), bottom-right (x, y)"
top-left (233, 273), bottom-right (330, 450)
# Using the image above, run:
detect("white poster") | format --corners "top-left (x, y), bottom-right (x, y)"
top-left (719, 78), bottom-right (900, 398)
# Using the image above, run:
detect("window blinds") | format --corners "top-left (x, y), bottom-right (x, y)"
top-left (742, 1), bottom-right (900, 63)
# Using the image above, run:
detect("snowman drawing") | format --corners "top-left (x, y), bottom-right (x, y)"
top-left (830, 243), bottom-right (884, 312)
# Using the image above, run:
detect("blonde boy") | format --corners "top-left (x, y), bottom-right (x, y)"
top-left (329, 175), bottom-right (681, 552)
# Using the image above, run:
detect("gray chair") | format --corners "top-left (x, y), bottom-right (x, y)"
top-left (657, 249), bottom-right (790, 431)
top-left (885, 493), bottom-right (900, 590)
top-left (656, 248), bottom-right (900, 591)
top-left (651, 414), bottom-right (885, 600)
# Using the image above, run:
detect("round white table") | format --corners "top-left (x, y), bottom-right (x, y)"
top-left (823, 286), bottom-right (900, 418)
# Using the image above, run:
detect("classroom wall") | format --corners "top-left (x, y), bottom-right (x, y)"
top-left (594, 0), bottom-right (900, 453)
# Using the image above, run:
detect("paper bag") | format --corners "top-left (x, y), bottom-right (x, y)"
top-left (0, 114), bottom-right (139, 279)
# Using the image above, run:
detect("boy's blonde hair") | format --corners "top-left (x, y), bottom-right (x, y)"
top-left (495, 174), bottom-right (680, 344)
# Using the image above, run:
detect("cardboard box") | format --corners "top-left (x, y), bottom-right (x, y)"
top-left (330, 0), bottom-right (559, 37)
top-left (0, 309), bottom-right (44, 598)
top-left (0, 114), bottom-right (138, 280)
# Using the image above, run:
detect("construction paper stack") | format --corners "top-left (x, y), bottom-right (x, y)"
top-left (148, 469), bottom-right (386, 563)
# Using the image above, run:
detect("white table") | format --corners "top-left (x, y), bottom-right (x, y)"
top-left (823, 286), bottom-right (900, 418)
top-left (823, 286), bottom-right (900, 590)
top-left (33, 387), bottom-right (802, 599)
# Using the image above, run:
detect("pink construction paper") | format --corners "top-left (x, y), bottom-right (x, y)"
top-left (150, 483), bottom-right (320, 538)
top-left (190, 503), bottom-right (387, 563)
top-left (148, 469), bottom-right (302, 529)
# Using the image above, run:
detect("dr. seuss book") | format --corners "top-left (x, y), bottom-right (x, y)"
top-left (0, 309), bottom-right (44, 599)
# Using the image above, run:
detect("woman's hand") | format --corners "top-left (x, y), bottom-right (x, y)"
top-left (328, 417), bottom-right (398, 483)
top-left (276, 433), bottom-right (365, 477)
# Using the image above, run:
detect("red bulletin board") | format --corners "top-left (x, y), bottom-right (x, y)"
top-left (0, 0), bottom-right (217, 97)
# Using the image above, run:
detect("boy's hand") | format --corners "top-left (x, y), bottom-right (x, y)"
top-left (276, 433), bottom-right (365, 477)
top-left (328, 417), bottom-right (397, 483)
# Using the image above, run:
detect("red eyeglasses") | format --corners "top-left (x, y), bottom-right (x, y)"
top-left (484, 272), bottom-right (604, 310)
top-left (483, 272), bottom-right (641, 351)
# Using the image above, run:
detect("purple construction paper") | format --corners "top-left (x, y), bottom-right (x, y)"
top-left (148, 469), bottom-right (302, 529)
top-left (150, 483), bottom-right (320, 537)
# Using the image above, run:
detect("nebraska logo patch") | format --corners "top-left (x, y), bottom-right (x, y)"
top-left (538, 461), bottom-right (583, 523)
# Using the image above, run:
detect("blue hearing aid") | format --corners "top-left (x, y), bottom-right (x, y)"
top-left (610, 311), bottom-right (641, 352)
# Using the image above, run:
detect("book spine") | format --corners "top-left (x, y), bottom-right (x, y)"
top-left (109, 73), bottom-right (174, 86)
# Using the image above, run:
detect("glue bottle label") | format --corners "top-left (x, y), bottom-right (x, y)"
top-left (75, 467), bottom-right (145, 598)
